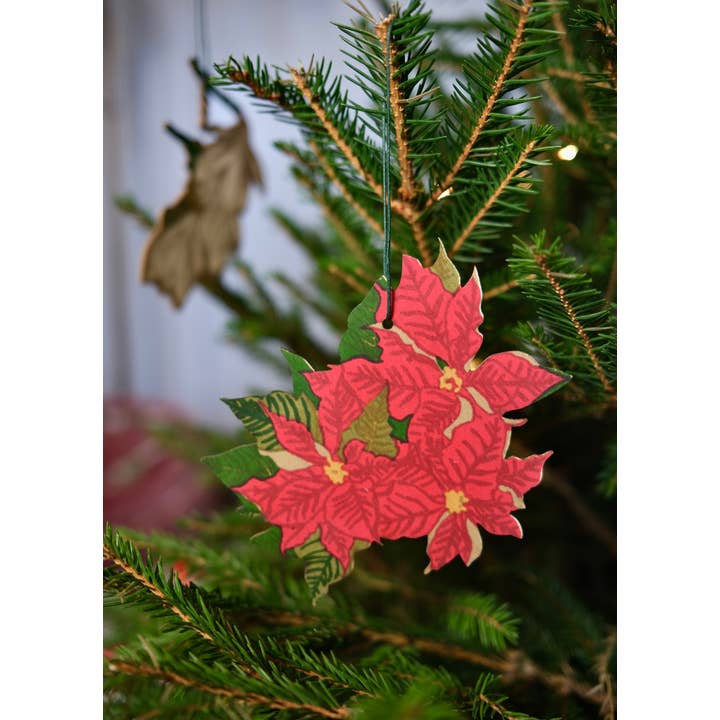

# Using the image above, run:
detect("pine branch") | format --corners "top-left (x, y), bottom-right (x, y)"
top-left (508, 233), bottom-right (616, 402)
top-left (532, 252), bottom-right (614, 397)
top-left (309, 140), bottom-right (384, 237)
top-left (429, 0), bottom-right (533, 205)
top-left (328, 263), bottom-right (368, 294)
top-left (291, 66), bottom-right (383, 199)
top-left (449, 138), bottom-right (538, 257)
top-left (375, 15), bottom-right (414, 202)
top-left (103, 541), bottom-right (214, 644)
top-left (106, 660), bottom-right (352, 719)
top-left (484, 274), bottom-right (536, 301)
top-left (374, 14), bottom-right (432, 264)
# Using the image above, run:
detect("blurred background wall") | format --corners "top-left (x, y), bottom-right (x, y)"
top-left (103, 0), bottom-right (477, 429)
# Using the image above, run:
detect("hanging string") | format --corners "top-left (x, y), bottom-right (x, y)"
top-left (193, 0), bottom-right (209, 73)
top-left (381, 19), bottom-right (394, 329)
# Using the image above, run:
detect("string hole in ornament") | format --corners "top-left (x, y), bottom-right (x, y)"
top-left (382, 319), bottom-right (394, 329)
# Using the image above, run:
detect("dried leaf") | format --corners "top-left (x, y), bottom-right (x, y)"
top-left (140, 119), bottom-right (262, 307)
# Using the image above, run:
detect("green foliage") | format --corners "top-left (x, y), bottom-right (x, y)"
top-left (508, 231), bottom-right (615, 403)
top-left (281, 349), bottom-right (319, 403)
top-left (340, 387), bottom-right (397, 459)
top-left (202, 443), bottom-right (276, 492)
top-left (338, 277), bottom-right (384, 362)
top-left (222, 390), bottom-right (322, 448)
top-left (215, 1), bottom-right (561, 265)
top-left (448, 593), bottom-right (520, 652)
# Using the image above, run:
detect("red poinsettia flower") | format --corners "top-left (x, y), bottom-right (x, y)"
top-left (375, 410), bottom-right (551, 572)
top-left (235, 378), bottom-right (416, 569)
top-left (334, 255), bottom-right (565, 432)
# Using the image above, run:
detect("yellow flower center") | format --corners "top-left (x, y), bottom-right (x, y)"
top-left (445, 489), bottom-right (469, 514)
top-left (439, 366), bottom-right (463, 393)
top-left (323, 459), bottom-right (348, 485)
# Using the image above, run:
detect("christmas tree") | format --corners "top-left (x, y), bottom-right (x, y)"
top-left (106, 1), bottom-right (616, 717)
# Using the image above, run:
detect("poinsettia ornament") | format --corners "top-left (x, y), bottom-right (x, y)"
top-left (336, 246), bottom-right (564, 437)
top-left (205, 244), bottom-right (568, 599)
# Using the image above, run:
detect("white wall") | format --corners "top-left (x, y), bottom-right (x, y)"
top-left (104, 0), bottom-right (481, 428)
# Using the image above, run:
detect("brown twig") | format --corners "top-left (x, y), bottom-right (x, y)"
top-left (595, 629), bottom-right (617, 720)
top-left (449, 139), bottom-right (537, 257)
top-left (551, 11), bottom-right (598, 126)
top-left (106, 661), bottom-right (351, 719)
top-left (429, 0), bottom-right (533, 206)
top-left (309, 141), bottom-right (384, 237)
top-left (103, 545), bottom-right (214, 644)
top-left (534, 253), bottom-right (616, 397)
top-left (358, 629), bottom-right (601, 706)
top-left (483, 275), bottom-right (536, 301)
top-left (328, 263), bottom-right (368, 294)
top-left (541, 79), bottom-right (579, 125)
top-left (605, 255), bottom-right (617, 302)
top-left (293, 173), bottom-right (374, 276)
top-left (541, 470), bottom-right (617, 556)
top-left (291, 68), bottom-right (383, 199)
top-left (375, 17), bottom-right (433, 265)
top-left (226, 69), bottom-right (287, 105)
top-left (547, 67), bottom-right (612, 90)
top-left (476, 690), bottom-right (522, 720)
top-left (375, 16), bottom-right (413, 202)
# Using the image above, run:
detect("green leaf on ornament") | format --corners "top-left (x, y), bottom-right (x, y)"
top-left (222, 390), bottom-right (321, 449)
top-left (295, 533), bottom-right (369, 605)
top-left (388, 415), bottom-right (410, 443)
top-left (202, 444), bottom-right (276, 515)
top-left (250, 526), bottom-right (282, 550)
top-left (429, 240), bottom-right (461, 292)
top-left (280, 349), bottom-right (319, 406)
top-left (338, 277), bottom-right (385, 363)
top-left (340, 387), bottom-right (397, 459)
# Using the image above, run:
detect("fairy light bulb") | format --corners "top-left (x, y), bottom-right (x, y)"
top-left (557, 144), bottom-right (579, 161)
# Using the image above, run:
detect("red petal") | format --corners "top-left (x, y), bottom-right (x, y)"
top-left (378, 255), bottom-right (454, 360)
top-left (498, 452), bottom-right (552, 496)
top-left (378, 333), bottom-right (441, 417)
top-left (468, 486), bottom-right (523, 538)
top-left (235, 477), bottom-right (275, 512)
top-left (406, 389), bottom-right (462, 447)
top-left (240, 468), bottom-right (329, 528)
top-left (436, 414), bottom-right (508, 489)
top-left (446, 268), bottom-right (484, 369)
top-left (426, 513), bottom-right (471, 571)
top-left (325, 481), bottom-right (378, 542)
top-left (338, 359), bottom-right (389, 411)
top-left (375, 257), bottom-right (483, 370)
top-left (467, 351), bottom-right (566, 414)
top-left (306, 365), bottom-right (367, 454)
top-left (264, 409), bottom-right (322, 463)
top-left (376, 477), bottom-right (445, 540)
top-left (319, 523), bottom-right (356, 569)
top-left (279, 522), bottom-right (317, 553)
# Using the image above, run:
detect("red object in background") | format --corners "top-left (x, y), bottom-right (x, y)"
top-left (104, 396), bottom-right (221, 532)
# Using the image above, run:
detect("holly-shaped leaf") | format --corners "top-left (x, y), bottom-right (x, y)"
top-left (281, 349), bottom-right (319, 405)
top-left (222, 390), bottom-right (322, 449)
top-left (295, 533), bottom-right (369, 604)
top-left (340, 387), bottom-right (397, 459)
